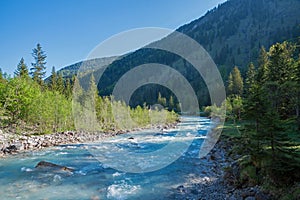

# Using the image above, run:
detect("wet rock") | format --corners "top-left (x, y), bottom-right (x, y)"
top-left (241, 190), bottom-right (256, 198)
top-left (245, 196), bottom-right (255, 200)
top-left (176, 185), bottom-right (185, 193)
top-left (255, 191), bottom-right (272, 200)
top-left (3, 144), bottom-right (18, 153)
top-left (128, 137), bottom-right (134, 140)
top-left (35, 161), bottom-right (74, 172)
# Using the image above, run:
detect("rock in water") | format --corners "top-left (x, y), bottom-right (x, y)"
top-left (35, 161), bottom-right (74, 172)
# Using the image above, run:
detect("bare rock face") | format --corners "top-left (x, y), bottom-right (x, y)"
top-left (35, 161), bottom-right (74, 172)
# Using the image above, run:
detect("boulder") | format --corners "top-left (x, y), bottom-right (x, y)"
top-left (35, 161), bottom-right (74, 172)
top-left (3, 144), bottom-right (18, 153)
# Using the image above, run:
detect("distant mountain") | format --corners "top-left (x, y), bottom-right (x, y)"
top-left (53, 0), bottom-right (300, 107)
top-left (45, 56), bottom-right (119, 82)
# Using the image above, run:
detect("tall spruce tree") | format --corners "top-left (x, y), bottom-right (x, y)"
top-left (30, 43), bottom-right (47, 85)
top-left (56, 73), bottom-right (64, 94)
top-left (227, 66), bottom-right (244, 96)
top-left (297, 56), bottom-right (300, 130)
top-left (267, 42), bottom-right (296, 117)
top-left (245, 63), bottom-right (256, 94)
top-left (50, 66), bottom-right (57, 91)
top-left (15, 58), bottom-right (29, 78)
top-left (257, 47), bottom-right (268, 85)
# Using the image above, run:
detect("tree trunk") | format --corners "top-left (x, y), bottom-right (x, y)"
top-left (296, 105), bottom-right (300, 131)
top-left (271, 132), bottom-right (275, 159)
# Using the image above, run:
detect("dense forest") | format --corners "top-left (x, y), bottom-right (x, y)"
top-left (0, 44), bottom-right (178, 135)
top-left (206, 40), bottom-right (300, 198)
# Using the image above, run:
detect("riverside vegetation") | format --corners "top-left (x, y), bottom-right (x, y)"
top-left (206, 40), bottom-right (300, 199)
top-left (0, 44), bottom-right (178, 154)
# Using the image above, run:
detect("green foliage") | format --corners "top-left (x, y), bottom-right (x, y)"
top-left (0, 69), bottom-right (177, 135)
top-left (227, 66), bottom-right (244, 96)
top-left (3, 77), bottom-right (40, 124)
top-left (30, 43), bottom-right (47, 86)
top-left (50, 66), bottom-right (57, 91)
top-left (244, 63), bottom-right (256, 94)
top-left (240, 41), bottom-right (300, 186)
top-left (73, 75), bottom-right (179, 132)
top-left (157, 92), bottom-right (167, 107)
top-left (14, 58), bottom-right (29, 78)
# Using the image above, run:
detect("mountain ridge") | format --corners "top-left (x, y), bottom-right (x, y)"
top-left (52, 0), bottom-right (300, 107)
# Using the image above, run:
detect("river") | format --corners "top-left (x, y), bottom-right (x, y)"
top-left (0, 117), bottom-right (218, 200)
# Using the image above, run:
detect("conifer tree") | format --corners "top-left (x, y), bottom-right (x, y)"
top-left (50, 66), bottom-right (57, 91)
top-left (227, 66), bottom-right (244, 96)
top-left (267, 42), bottom-right (295, 117)
top-left (15, 58), bottom-right (29, 78)
top-left (157, 92), bottom-right (167, 107)
top-left (257, 47), bottom-right (268, 84)
top-left (56, 73), bottom-right (64, 94)
top-left (169, 95), bottom-right (174, 110)
top-left (30, 43), bottom-right (47, 85)
top-left (64, 78), bottom-right (72, 98)
top-left (245, 63), bottom-right (256, 94)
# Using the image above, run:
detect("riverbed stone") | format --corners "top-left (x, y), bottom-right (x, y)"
top-left (255, 191), bottom-right (272, 200)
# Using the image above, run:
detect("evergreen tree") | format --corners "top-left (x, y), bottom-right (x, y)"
top-left (50, 66), bottom-right (57, 91)
top-left (64, 78), bottom-right (72, 98)
top-left (257, 47), bottom-right (268, 84)
top-left (30, 43), bottom-right (47, 85)
top-left (169, 95), bottom-right (174, 110)
top-left (157, 92), bottom-right (167, 107)
top-left (243, 41), bottom-right (300, 183)
top-left (245, 62), bottom-right (256, 94)
top-left (227, 66), bottom-right (244, 96)
top-left (56, 73), bottom-right (64, 94)
top-left (297, 57), bottom-right (300, 130)
top-left (15, 58), bottom-right (29, 78)
top-left (267, 42), bottom-right (295, 84)
top-left (267, 42), bottom-right (296, 117)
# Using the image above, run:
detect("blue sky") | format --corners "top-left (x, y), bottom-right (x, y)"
top-left (0, 0), bottom-right (226, 77)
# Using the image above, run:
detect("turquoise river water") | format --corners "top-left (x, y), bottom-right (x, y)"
top-left (0, 117), bottom-right (215, 200)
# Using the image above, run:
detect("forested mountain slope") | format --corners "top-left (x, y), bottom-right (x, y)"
top-left (54, 0), bottom-right (300, 107)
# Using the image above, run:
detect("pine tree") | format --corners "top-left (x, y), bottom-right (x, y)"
top-left (56, 73), bottom-right (64, 94)
top-left (257, 47), bottom-right (268, 85)
top-left (169, 95), bottom-right (174, 110)
top-left (267, 42), bottom-right (295, 84)
top-left (267, 42), bottom-right (296, 117)
top-left (297, 56), bottom-right (300, 130)
top-left (64, 78), bottom-right (72, 98)
top-left (50, 66), bottom-right (57, 91)
top-left (245, 62), bottom-right (256, 94)
top-left (15, 58), bottom-right (29, 78)
top-left (157, 92), bottom-right (166, 107)
top-left (227, 66), bottom-right (244, 96)
top-left (30, 43), bottom-right (47, 85)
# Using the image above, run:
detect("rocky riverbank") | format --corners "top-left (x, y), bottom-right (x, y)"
top-left (0, 123), bottom-right (176, 157)
top-left (170, 138), bottom-right (273, 200)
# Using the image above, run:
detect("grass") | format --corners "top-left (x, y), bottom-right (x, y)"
top-left (220, 120), bottom-right (243, 138)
